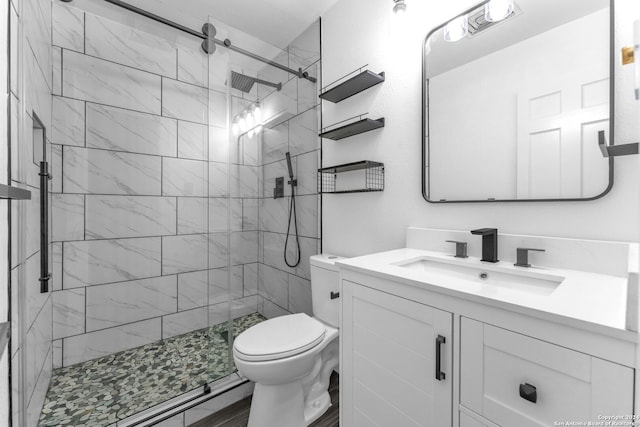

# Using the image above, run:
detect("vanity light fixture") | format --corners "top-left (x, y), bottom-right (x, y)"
top-left (393, 0), bottom-right (407, 14)
top-left (484, 0), bottom-right (514, 22)
top-left (232, 103), bottom-right (266, 137)
top-left (444, 15), bottom-right (468, 42)
top-left (253, 105), bottom-right (262, 123)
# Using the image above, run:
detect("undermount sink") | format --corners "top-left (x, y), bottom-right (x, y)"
top-left (393, 257), bottom-right (565, 296)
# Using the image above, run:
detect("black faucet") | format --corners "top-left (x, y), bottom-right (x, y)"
top-left (470, 228), bottom-right (499, 263)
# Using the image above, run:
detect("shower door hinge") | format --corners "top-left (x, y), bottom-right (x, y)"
top-left (203, 383), bottom-right (211, 395)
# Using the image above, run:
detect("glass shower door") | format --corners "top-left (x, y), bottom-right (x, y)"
top-left (206, 17), bottom-right (293, 380)
top-left (36, 6), bottom-right (231, 423)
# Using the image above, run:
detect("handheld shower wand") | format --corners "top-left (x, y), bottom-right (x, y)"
top-left (286, 151), bottom-right (295, 181)
top-left (284, 152), bottom-right (301, 268)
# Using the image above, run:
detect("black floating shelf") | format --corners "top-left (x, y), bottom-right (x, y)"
top-left (320, 70), bottom-right (385, 103)
top-left (319, 160), bottom-right (383, 174)
top-left (320, 118), bottom-right (385, 141)
top-left (318, 160), bottom-right (385, 194)
top-left (0, 183), bottom-right (31, 200)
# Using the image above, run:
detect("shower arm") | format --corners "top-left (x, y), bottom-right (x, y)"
top-left (103, 0), bottom-right (317, 84)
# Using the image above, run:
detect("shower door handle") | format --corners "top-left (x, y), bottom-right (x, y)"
top-left (435, 334), bottom-right (446, 381)
top-left (39, 161), bottom-right (51, 293)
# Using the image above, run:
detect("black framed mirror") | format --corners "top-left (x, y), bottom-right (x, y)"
top-left (422, 0), bottom-right (614, 203)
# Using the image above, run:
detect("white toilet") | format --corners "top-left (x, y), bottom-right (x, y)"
top-left (233, 254), bottom-right (342, 427)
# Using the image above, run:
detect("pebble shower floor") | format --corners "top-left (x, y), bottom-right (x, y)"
top-left (38, 313), bottom-right (265, 426)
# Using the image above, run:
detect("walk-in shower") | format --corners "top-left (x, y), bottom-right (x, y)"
top-left (14, 1), bottom-right (322, 425)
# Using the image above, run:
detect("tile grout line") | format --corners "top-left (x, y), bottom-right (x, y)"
top-left (54, 91), bottom-right (211, 127)
top-left (63, 42), bottom-right (212, 90)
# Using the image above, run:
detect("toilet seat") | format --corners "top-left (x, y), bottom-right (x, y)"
top-left (234, 313), bottom-right (326, 362)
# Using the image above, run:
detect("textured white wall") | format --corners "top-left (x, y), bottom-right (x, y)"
top-left (321, 0), bottom-right (640, 258)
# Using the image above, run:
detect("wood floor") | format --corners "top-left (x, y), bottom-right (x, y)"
top-left (190, 372), bottom-right (339, 427)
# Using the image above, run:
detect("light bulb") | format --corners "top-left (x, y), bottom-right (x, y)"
top-left (393, 0), bottom-right (406, 14)
top-left (253, 105), bottom-right (262, 123)
top-left (238, 116), bottom-right (247, 132)
top-left (246, 112), bottom-right (254, 128)
top-left (444, 15), bottom-right (468, 42)
top-left (484, 0), bottom-right (514, 22)
top-left (248, 128), bottom-right (255, 138)
top-left (232, 122), bottom-right (239, 136)
top-left (255, 125), bottom-right (263, 134)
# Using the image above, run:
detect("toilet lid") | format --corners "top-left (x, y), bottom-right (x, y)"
top-left (234, 313), bottom-right (326, 362)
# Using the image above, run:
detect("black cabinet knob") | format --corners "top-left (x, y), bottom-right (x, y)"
top-left (519, 383), bottom-right (537, 403)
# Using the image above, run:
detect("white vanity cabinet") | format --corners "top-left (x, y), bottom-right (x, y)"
top-left (341, 280), bottom-right (453, 427)
top-left (460, 318), bottom-right (634, 427)
top-left (340, 275), bottom-right (635, 427)
top-left (338, 231), bottom-right (637, 426)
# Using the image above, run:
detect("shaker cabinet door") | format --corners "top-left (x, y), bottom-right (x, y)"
top-left (342, 280), bottom-right (453, 427)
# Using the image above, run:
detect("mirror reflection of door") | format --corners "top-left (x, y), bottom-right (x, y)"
top-left (424, 0), bottom-right (611, 202)
top-left (516, 74), bottom-right (609, 199)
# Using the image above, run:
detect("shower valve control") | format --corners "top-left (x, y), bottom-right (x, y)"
top-left (274, 177), bottom-right (284, 199)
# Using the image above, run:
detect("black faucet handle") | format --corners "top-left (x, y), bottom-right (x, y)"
top-left (445, 240), bottom-right (468, 258)
top-left (514, 248), bottom-right (545, 268)
top-left (470, 228), bottom-right (498, 235)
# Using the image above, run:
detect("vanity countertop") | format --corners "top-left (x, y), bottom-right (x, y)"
top-left (337, 248), bottom-right (636, 342)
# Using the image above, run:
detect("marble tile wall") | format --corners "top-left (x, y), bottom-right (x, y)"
top-left (48, 2), bottom-right (258, 369)
top-left (255, 20), bottom-right (322, 320)
top-left (44, 2), bottom-right (320, 377)
top-left (5, 2), bottom-right (319, 425)
top-left (10, 0), bottom-right (54, 424)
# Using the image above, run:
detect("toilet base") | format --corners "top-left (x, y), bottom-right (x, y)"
top-left (304, 390), bottom-right (331, 425)
top-left (247, 381), bottom-right (306, 427)
top-left (247, 381), bottom-right (331, 427)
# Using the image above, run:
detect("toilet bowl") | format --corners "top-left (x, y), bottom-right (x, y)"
top-left (233, 254), bottom-right (343, 427)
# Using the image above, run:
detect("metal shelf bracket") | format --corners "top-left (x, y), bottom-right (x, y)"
top-left (598, 131), bottom-right (639, 157)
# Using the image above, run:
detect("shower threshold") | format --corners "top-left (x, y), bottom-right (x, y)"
top-left (38, 313), bottom-right (265, 427)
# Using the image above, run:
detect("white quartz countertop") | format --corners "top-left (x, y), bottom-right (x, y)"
top-left (336, 248), bottom-right (635, 341)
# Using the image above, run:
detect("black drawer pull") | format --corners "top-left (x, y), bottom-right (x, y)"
top-left (519, 383), bottom-right (537, 403)
top-left (330, 291), bottom-right (340, 299)
top-left (435, 335), bottom-right (446, 381)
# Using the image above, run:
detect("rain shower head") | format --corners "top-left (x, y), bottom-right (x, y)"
top-left (230, 71), bottom-right (282, 93)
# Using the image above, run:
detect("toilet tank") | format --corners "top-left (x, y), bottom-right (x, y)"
top-left (310, 254), bottom-right (343, 328)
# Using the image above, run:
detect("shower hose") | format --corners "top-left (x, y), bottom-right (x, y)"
top-left (284, 176), bottom-right (301, 268)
